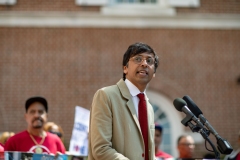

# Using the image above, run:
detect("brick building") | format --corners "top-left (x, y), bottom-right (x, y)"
top-left (0, 0), bottom-right (240, 158)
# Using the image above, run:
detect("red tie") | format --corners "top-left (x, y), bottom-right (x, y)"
top-left (137, 93), bottom-right (149, 160)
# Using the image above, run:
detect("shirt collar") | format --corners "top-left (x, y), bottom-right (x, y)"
top-left (125, 79), bottom-right (145, 97)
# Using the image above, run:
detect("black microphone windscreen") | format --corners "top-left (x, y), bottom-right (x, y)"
top-left (173, 98), bottom-right (187, 112)
top-left (183, 95), bottom-right (202, 116)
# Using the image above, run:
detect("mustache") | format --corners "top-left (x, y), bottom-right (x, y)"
top-left (32, 117), bottom-right (43, 123)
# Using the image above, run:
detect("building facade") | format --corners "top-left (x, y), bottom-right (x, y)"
top-left (0, 0), bottom-right (240, 157)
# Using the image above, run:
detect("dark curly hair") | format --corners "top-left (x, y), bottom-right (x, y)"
top-left (122, 42), bottom-right (159, 80)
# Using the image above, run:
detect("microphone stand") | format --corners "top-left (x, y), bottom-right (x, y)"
top-left (181, 116), bottom-right (221, 159)
top-left (198, 128), bottom-right (220, 159)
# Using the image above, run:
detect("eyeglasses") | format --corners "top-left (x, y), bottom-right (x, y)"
top-left (130, 56), bottom-right (155, 66)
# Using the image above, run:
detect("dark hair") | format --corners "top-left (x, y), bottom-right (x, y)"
top-left (49, 131), bottom-right (62, 138)
top-left (155, 124), bottom-right (163, 132)
top-left (25, 96), bottom-right (48, 113)
top-left (177, 135), bottom-right (190, 145)
top-left (122, 42), bottom-right (159, 80)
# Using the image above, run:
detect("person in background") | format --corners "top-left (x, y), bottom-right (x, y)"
top-left (4, 96), bottom-right (66, 154)
top-left (89, 42), bottom-right (159, 160)
top-left (155, 124), bottom-right (173, 159)
top-left (44, 122), bottom-right (64, 142)
top-left (0, 144), bottom-right (4, 160)
top-left (0, 131), bottom-right (15, 145)
top-left (224, 130), bottom-right (240, 160)
top-left (177, 135), bottom-right (195, 160)
top-left (0, 143), bottom-right (4, 152)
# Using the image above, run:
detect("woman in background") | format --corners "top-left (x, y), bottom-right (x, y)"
top-left (44, 122), bottom-right (64, 143)
top-left (0, 131), bottom-right (15, 145)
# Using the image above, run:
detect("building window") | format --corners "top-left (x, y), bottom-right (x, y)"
top-left (168, 0), bottom-right (199, 7)
top-left (152, 103), bottom-right (172, 154)
top-left (113, 0), bottom-right (157, 3)
top-left (75, 0), bottom-right (199, 7)
top-left (147, 90), bottom-right (184, 157)
top-left (111, 0), bottom-right (199, 6)
top-left (0, 0), bottom-right (16, 5)
top-left (75, 0), bottom-right (108, 6)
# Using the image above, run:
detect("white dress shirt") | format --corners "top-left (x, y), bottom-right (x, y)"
top-left (124, 79), bottom-right (146, 118)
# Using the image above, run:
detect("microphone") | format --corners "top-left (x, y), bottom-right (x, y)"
top-left (173, 98), bottom-right (205, 129)
top-left (182, 95), bottom-right (233, 154)
top-left (182, 95), bottom-right (218, 136)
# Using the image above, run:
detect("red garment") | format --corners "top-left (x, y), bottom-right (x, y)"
top-left (237, 153), bottom-right (240, 160)
top-left (155, 150), bottom-right (173, 159)
top-left (4, 130), bottom-right (65, 154)
top-left (0, 143), bottom-right (4, 152)
top-left (0, 143), bottom-right (4, 160)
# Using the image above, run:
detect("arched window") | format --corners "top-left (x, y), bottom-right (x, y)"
top-left (147, 90), bottom-right (184, 157)
top-left (152, 103), bottom-right (172, 154)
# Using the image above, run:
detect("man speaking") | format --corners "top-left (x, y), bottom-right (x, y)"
top-left (88, 42), bottom-right (159, 160)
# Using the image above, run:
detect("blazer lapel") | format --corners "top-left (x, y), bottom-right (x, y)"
top-left (117, 79), bottom-right (141, 131)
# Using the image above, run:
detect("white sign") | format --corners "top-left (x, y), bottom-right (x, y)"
top-left (69, 106), bottom-right (90, 156)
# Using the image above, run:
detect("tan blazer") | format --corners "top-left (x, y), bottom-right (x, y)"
top-left (88, 79), bottom-right (155, 160)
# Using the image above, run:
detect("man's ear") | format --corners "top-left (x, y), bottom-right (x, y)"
top-left (123, 66), bottom-right (128, 74)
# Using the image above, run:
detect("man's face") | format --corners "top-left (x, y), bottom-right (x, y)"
top-left (123, 52), bottom-right (155, 91)
top-left (178, 136), bottom-right (195, 158)
top-left (25, 102), bottom-right (47, 129)
top-left (154, 129), bottom-right (162, 147)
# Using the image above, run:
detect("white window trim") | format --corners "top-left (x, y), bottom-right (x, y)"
top-left (146, 90), bottom-right (184, 157)
top-left (75, 0), bottom-right (200, 7)
top-left (100, 0), bottom-right (200, 16)
top-left (1, 12), bottom-right (240, 30)
top-left (101, 3), bottom-right (176, 16)
top-left (0, 0), bottom-right (16, 5)
top-left (168, 0), bottom-right (200, 7)
top-left (146, 90), bottom-right (204, 157)
top-left (75, 0), bottom-right (108, 6)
